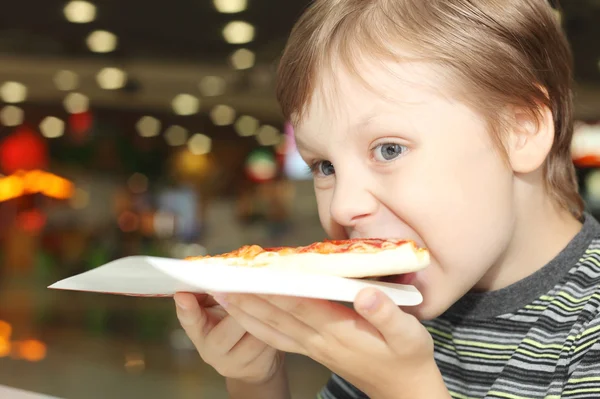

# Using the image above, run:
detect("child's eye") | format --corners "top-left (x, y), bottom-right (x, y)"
top-left (309, 160), bottom-right (335, 177)
top-left (372, 143), bottom-right (408, 162)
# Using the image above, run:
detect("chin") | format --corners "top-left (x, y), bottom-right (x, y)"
top-left (402, 273), bottom-right (452, 321)
top-left (404, 300), bottom-right (447, 321)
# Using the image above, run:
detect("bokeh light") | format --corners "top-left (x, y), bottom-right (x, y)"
top-left (222, 21), bottom-right (255, 44)
top-left (87, 30), bottom-right (118, 53)
top-left (39, 116), bottom-right (65, 139)
top-left (213, 0), bottom-right (247, 13)
top-left (187, 133), bottom-right (212, 155)
top-left (172, 94), bottom-right (200, 116)
top-left (199, 76), bottom-right (226, 97)
top-left (96, 67), bottom-right (128, 90)
top-left (63, 92), bottom-right (90, 114)
top-left (0, 106), bottom-right (24, 127)
top-left (234, 115), bottom-right (259, 136)
top-left (64, 1), bottom-right (97, 23)
top-left (0, 82), bottom-right (27, 104)
top-left (165, 125), bottom-right (189, 146)
top-left (230, 48), bottom-right (255, 70)
top-left (136, 116), bottom-right (161, 138)
top-left (53, 70), bottom-right (80, 91)
top-left (210, 105), bottom-right (236, 126)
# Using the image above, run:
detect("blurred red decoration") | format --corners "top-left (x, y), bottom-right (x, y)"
top-left (68, 111), bottom-right (93, 142)
top-left (245, 149), bottom-right (277, 183)
top-left (573, 155), bottom-right (600, 168)
top-left (0, 127), bottom-right (49, 174)
top-left (118, 211), bottom-right (140, 232)
top-left (16, 209), bottom-right (47, 233)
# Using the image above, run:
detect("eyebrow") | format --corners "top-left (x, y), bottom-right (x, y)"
top-left (350, 112), bottom-right (379, 134)
top-left (294, 134), bottom-right (312, 153)
top-left (294, 110), bottom-right (384, 152)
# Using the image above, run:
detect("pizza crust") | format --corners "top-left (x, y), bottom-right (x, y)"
top-left (190, 241), bottom-right (430, 278)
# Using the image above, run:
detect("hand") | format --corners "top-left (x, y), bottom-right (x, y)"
top-left (173, 292), bottom-right (283, 384)
top-left (213, 289), bottom-right (450, 399)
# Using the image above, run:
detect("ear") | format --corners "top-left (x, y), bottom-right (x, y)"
top-left (506, 104), bottom-right (554, 174)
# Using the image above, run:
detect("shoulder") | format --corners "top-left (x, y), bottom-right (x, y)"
top-left (542, 241), bottom-right (600, 330)
top-left (549, 243), bottom-right (600, 361)
top-left (559, 239), bottom-right (600, 311)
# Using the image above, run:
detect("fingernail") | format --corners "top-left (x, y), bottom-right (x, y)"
top-left (359, 292), bottom-right (380, 313)
top-left (174, 297), bottom-right (187, 310)
top-left (213, 294), bottom-right (229, 308)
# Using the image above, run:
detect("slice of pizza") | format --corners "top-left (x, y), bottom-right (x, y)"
top-left (186, 239), bottom-right (429, 279)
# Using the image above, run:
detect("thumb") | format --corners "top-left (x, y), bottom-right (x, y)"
top-left (354, 288), bottom-right (416, 346)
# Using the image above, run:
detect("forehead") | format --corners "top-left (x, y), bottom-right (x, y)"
top-left (295, 59), bottom-right (449, 136)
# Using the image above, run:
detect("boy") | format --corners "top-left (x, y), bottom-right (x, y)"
top-left (174, 0), bottom-right (600, 398)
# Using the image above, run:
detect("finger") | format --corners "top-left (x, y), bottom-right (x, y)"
top-left (241, 345), bottom-right (280, 376)
top-left (195, 293), bottom-right (220, 308)
top-left (229, 334), bottom-right (273, 366)
top-left (204, 314), bottom-right (248, 355)
top-left (354, 288), bottom-right (419, 348)
top-left (228, 344), bottom-right (280, 384)
top-left (223, 300), bottom-right (306, 355)
top-left (223, 294), bottom-right (318, 345)
top-left (174, 292), bottom-right (210, 348)
top-left (258, 294), bottom-right (381, 345)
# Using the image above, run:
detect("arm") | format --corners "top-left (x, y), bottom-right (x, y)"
top-left (555, 311), bottom-right (600, 398)
top-left (373, 362), bottom-right (451, 399)
top-left (226, 361), bottom-right (291, 399)
top-left (560, 341), bottom-right (600, 398)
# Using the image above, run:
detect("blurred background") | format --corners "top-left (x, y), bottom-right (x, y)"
top-left (0, 1), bottom-right (598, 398)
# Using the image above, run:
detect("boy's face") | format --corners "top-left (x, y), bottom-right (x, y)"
top-left (294, 61), bottom-right (517, 320)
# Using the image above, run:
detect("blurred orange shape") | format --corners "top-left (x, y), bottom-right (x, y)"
top-left (17, 339), bottom-right (47, 362)
top-left (0, 321), bottom-right (12, 339)
top-left (0, 337), bottom-right (10, 357)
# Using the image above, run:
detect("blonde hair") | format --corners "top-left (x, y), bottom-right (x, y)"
top-left (276, 0), bottom-right (584, 217)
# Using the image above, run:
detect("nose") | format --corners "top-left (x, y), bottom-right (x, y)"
top-left (329, 173), bottom-right (379, 227)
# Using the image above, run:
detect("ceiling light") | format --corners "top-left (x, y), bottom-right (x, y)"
top-left (199, 76), bottom-right (226, 97)
top-left (64, 1), bottom-right (96, 23)
top-left (172, 94), bottom-right (200, 115)
top-left (165, 125), bottom-right (188, 146)
top-left (39, 117), bottom-right (65, 138)
top-left (136, 116), bottom-right (161, 138)
top-left (96, 67), bottom-right (127, 90)
top-left (187, 134), bottom-right (212, 155)
top-left (0, 82), bottom-right (27, 103)
top-left (86, 30), bottom-right (118, 53)
top-left (53, 70), bottom-right (79, 91)
top-left (0, 106), bottom-right (24, 127)
top-left (222, 21), bottom-right (255, 44)
top-left (63, 92), bottom-right (89, 114)
top-left (234, 115), bottom-right (259, 136)
top-left (230, 48), bottom-right (255, 70)
top-left (213, 0), bottom-right (247, 13)
top-left (210, 105), bottom-right (236, 126)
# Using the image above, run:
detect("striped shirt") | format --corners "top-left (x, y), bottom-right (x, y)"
top-left (319, 215), bottom-right (600, 399)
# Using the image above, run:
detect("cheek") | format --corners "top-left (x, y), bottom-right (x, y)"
top-left (387, 138), bottom-right (516, 277)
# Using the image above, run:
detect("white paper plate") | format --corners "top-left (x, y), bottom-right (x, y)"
top-left (0, 385), bottom-right (60, 399)
top-left (48, 256), bottom-right (423, 306)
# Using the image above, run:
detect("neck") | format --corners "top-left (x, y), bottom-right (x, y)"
top-left (474, 189), bottom-right (582, 292)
